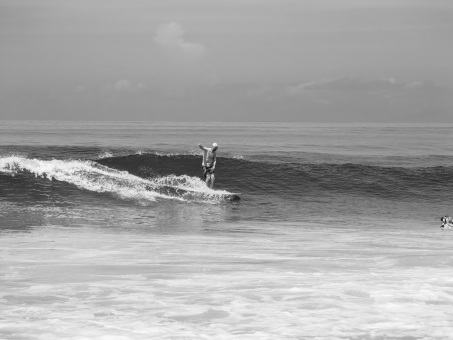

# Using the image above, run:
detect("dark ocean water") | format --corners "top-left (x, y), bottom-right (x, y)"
top-left (1, 121), bottom-right (453, 339)
top-left (2, 150), bottom-right (453, 227)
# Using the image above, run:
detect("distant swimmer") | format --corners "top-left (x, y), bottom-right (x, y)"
top-left (440, 216), bottom-right (453, 229)
top-left (198, 142), bottom-right (218, 189)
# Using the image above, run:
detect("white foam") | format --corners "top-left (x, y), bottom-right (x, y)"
top-left (2, 225), bottom-right (453, 339)
top-left (97, 151), bottom-right (114, 159)
top-left (0, 156), bottom-right (167, 203)
top-left (151, 174), bottom-right (229, 194)
top-left (154, 150), bottom-right (198, 157)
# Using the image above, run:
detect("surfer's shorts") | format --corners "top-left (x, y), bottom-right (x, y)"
top-left (202, 166), bottom-right (214, 178)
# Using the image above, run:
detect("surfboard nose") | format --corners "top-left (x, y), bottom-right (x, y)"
top-left (225, 194), bottom-right (241, 202)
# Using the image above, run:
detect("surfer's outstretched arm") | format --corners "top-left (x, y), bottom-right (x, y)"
top-left (198, 144), bottom-right (208, 151)
top-left (198, 144), bottom-right (208, 166)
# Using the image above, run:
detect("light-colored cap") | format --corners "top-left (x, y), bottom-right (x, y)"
top-left (212, 142), bottom-right (218, 148)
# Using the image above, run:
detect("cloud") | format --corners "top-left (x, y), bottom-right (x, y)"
top-left (154, 22), bottom-right (207, 59)
top-left (105, 80), bottom-right (146, 93)
top-left (286, 78), bottom-right (439, 95)
top-left (113, 79), bottom-right (132, 92)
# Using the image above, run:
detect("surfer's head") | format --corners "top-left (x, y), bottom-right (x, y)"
top-left (212, 142), bottom-right (218, 151)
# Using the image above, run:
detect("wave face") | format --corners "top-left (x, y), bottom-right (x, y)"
top-left (95, 153), bottom-right (453, 202)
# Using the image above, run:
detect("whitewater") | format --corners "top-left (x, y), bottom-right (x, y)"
top-left (0, 156), bottom-right (233, 204)
top-left (1, 121), bottom-right (453, 339)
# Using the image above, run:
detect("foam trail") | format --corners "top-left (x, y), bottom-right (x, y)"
top-left (0, 156), bottom-right (220, 203)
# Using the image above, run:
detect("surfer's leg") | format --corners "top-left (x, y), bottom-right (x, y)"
top-left (209, 173), bottom-right (215, 189)
top-left (205, 173), bottom-right (211, 187)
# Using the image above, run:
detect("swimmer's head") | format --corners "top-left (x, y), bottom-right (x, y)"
top-left (212, 142), bottom-right (218, 151)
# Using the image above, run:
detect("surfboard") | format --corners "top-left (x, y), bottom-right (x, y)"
top-left (185, 189), bottom-right (240, 201)
top-left (149, 184), bottom-right (240, 201)
top-left (169, 186), bottom-right (240, 201)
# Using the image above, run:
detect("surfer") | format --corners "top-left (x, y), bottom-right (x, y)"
top-left (198, 142), bottom-right (218, 189)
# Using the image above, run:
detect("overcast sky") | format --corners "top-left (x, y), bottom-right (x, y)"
top-left (1, 0), bottom-right (452, 122)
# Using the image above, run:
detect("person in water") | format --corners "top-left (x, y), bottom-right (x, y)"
top-left (441, 216), bottom-right (453, 229)
top-left (198, 142), bottom-right (218, 189)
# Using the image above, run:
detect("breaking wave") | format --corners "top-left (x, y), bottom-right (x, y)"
top-left (0, 156), bottom-right (233, 205)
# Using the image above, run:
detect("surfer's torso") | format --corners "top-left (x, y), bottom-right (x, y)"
top-left (202, 149), bottom-right (216, 167)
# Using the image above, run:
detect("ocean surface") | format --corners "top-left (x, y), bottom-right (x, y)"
top-left (1, 121), bottom-right (453, 339)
